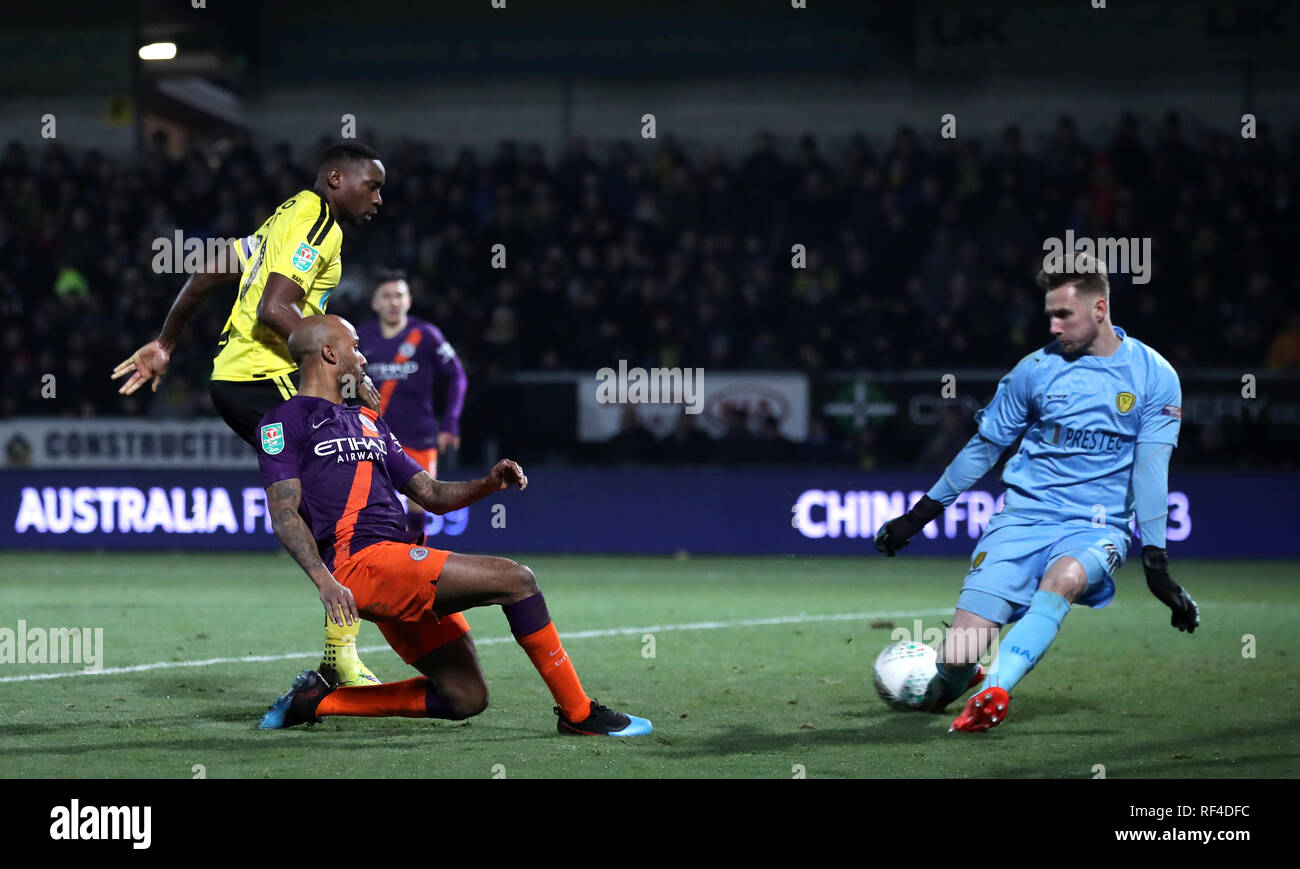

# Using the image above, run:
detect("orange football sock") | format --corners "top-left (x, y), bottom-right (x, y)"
top-left (515, 622), bottom-right (591, 722)
top-left (316, 676), bottom-right (430, 718)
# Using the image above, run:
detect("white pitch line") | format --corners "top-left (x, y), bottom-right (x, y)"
top-left (0, 608), bottom-right (951, 684)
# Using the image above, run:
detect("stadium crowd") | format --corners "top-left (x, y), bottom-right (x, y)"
top-left (1, 112), bottom-right (1296, 466)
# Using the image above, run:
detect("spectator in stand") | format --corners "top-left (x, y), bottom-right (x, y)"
top-left (1, 115), bottom-right (1294, 472)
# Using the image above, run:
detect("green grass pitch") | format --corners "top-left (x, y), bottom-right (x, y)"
top-left (0, 552), bottom-right (1295, 779)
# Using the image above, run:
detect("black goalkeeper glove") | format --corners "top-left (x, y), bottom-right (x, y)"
top-left (1142, 545), bottom-right (1199, 633)
top-left (874, 495), bottom-right (946, 557)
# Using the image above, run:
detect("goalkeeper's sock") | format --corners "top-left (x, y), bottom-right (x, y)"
top-left (923, 661), bottom-right (980, 711)
top-left (316, 676), bottom-right (456, 718)
top-left (981, 590), bottom-right (1070, 694)
top-left (503, 592), bottom-right (591, 722)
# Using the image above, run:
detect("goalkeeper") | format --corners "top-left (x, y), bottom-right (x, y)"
top-left (874, 255), bottom-right (1198, 733)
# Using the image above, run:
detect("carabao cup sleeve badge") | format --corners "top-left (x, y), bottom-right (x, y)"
top-left (261, 422), bottom-right (285, 455)
top-left (291, 242), bottom-right (319, 272)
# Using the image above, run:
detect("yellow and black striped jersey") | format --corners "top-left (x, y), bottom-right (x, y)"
top-left (211, 190), bottom-right (343, 382)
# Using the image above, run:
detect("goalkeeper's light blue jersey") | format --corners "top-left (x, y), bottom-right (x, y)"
top-left (977, 326), bottom-right (1181, 537)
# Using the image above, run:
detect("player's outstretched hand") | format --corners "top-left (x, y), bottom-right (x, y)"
top-left (489, 459), bottom-right (528, 492)
top-left (1142, 545), bottom-right (1199, 633)
top-left (874, 495), bottom-right (945, 557)
top-left (319, 577), bottom-right (358, 627)
top-left (359, 373), bottom-right (383, 412)
top-left (110, 340), bottom-right (170, 395)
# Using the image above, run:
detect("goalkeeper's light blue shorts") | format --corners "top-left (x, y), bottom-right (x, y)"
top-left (956, 519), bottom-right (1130, 625)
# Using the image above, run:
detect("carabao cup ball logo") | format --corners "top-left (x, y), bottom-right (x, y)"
top-left (1116, 392), bottom-right (1136, 414)
top-left (260, 422), bottom-right (284, 455)
top-left (410, 547), bottom-right (429, 561)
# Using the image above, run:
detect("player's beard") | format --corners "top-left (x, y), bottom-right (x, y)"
top-left (1061, 324), bottom-right (1098, 357)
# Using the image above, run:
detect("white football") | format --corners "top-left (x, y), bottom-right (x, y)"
top-left (873, 640), bottom-right (938, 711)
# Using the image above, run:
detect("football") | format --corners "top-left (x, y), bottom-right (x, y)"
top-left (873, 640), bottom-right (938, 711)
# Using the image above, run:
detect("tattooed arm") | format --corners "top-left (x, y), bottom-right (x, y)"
top-left (266, 478), bottom-right (358, 626)
top-left (401, 460), bottom-right (528, 515)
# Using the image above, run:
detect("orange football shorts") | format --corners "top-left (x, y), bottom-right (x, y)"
top-left (332, 540), bottom-right (469, 664)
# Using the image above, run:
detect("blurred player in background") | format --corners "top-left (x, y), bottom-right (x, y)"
top-left (357, 270), bottom-right (467, 536)
top-left (874, 254), bottom-right (1198, 732)
top-left (111, 142), bottom-right (387, 688)
top-left (257, 315), bottom-right (651, 737)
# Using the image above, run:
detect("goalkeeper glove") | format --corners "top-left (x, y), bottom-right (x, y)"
top-left (1142, 545), bottom-right (1199, 633)
top-left (874, 495), bottom-right (945, 557)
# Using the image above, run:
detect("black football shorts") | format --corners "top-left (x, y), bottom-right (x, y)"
top-left (209, 375), bottom-right (298, 448)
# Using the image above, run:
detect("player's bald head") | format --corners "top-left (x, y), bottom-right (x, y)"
top-left (288, 315), bottom-right (355, 366)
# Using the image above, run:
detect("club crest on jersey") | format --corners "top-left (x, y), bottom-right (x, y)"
top-left (398, 341), bottom-right (416, 358)
top-left (260, 423), bottom-right (284, 455)
top-left (1115, 392), bottom-right (1136, 414)
top-left (291, 242), bottom-right (319, 272)
top-left (410, 547), bottom-right (429, 562)
top-left (358, 409), bottom-right (379, 436)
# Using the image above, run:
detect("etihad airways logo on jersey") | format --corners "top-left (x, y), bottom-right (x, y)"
top-left (370, 361), bottom-right (419, 381)
top-left (314, 436), bottom-right (387, 462)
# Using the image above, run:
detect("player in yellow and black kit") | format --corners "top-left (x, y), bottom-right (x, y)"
top-left (208, 185), bottom-right (346, 427)
top-left (112, 142), bottom-right (387, 688)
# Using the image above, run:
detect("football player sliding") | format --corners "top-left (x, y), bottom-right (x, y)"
top-left (111, 143), bottom-right (387, 688)
top-left (874, 254), bottom-right (1198, 733)
top-left (256, 315), bottom-right (652, 737)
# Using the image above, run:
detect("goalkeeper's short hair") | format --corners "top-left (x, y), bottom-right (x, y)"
top-left (1037, 252), bottom-right (1109, 298)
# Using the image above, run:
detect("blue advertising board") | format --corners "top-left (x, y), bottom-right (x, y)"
top-left (2, 469), bottom-right (1294, 557)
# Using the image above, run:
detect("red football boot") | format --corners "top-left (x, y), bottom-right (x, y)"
top-left (949, 686), bottom-right (1010, 733)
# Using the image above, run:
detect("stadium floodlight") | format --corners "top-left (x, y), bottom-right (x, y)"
top-left (138, 42), bottom-right (177, 61)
